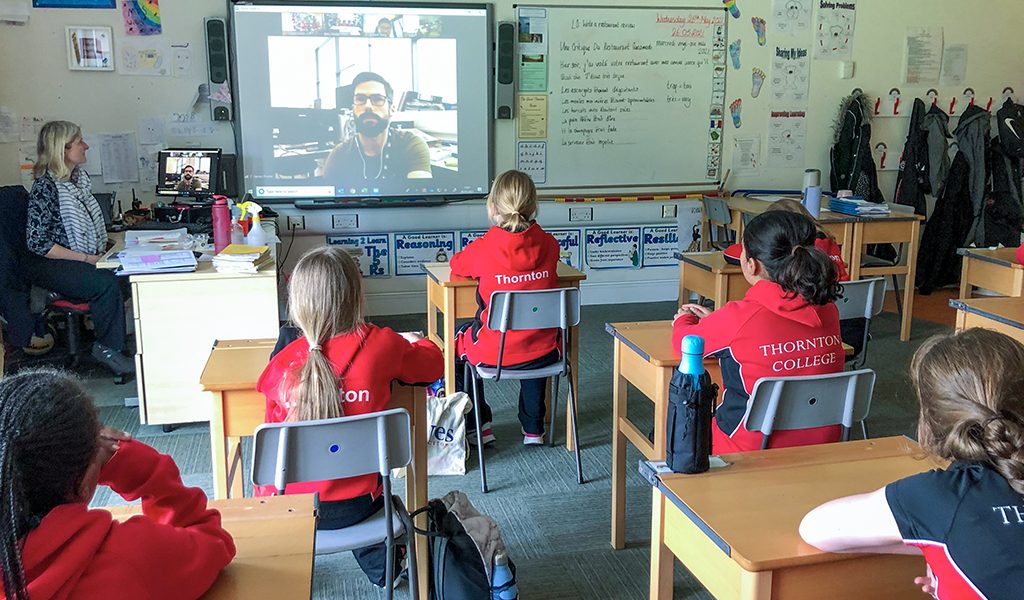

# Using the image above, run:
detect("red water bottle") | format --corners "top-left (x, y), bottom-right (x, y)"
top-left (211, 195), bottom-right (231, 254)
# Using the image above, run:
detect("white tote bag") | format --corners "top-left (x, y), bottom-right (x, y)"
top-left (426, 391), bottom-right (473, 476)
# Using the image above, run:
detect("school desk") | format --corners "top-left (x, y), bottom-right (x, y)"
top-left (424, 261), bottom-right (587, 450)
top-left (956, 247), bottom-right (1024, 299)
top-left (951, 296), bottom-right (1024, 344)
top-left (106, 494), bottom-right (316, 599)
top-left (607, 321), bottom-right (853, 551)
top-left (722, 197), bottom-right (923, 342)
top-left (673, 251), bottom-right (750, 308)
top-left (97, 233), bottom-right (279, 426)
top-left (646, 437), bottom-right (932, 600)
top-left (199, 338), bottom-right (431, 599)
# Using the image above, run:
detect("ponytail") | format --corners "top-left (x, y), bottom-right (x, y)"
top-left (742, 211), bottom-right (841, 305)
top-left (284, 247), bottom-right (366, 421)
top-left (912, 329), bottom-right (1024, 495)
top-left (0, 369), bottom-right (99, 600)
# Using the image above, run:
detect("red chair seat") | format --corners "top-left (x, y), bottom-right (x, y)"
top-left (49, 299), bottom-right (90, 313)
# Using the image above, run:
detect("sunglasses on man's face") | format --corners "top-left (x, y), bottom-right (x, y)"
top-left (354, 94), bottom-right (389, 107)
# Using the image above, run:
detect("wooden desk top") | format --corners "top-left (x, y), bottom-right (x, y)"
top-left (106, 494), bottom-right (315, 599)
top-left (672, 251), bottom-right (743, 274)
top-left (424, 261), bottom-right (586, 287)
top-left (726, 196), bottom-right (923, 223)
top-left (949, 296), bottom-right (1024, 330)
top-left (606, 320), bottom-right (851, 368)
top-left (657, 437), bottom-right (936, 572)
top-left (957, 246), bottom-right (1024, 269)
top-left (97, 232), bottom-right (277, 280)
top-left (200, 339), bottom-right (276, 392)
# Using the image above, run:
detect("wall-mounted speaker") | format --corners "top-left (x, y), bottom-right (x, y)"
top-left (205, 17), bottom-right (232, 121)
top-left (495, 21), bottom-right (515, 119)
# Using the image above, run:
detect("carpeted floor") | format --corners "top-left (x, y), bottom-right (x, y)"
top-left (73, 299), bottom-right (951, 599)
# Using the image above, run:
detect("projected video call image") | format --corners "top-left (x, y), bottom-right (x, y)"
top-left (232, 3), bottom-right (490, 200)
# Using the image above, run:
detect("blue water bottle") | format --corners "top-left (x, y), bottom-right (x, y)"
top-left (491, 551), bottom-right (517, 599)
top-left (666, 335), bottom-right (714, 473)
top-left (680, 335), bottom-right (704, 381)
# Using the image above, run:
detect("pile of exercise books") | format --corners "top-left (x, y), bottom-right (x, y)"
top-left (827, 196), bottom-right (891, 216)
top-left (212, 244), bottom-right (272, 274)
top-left (117, 249), bottom-right (197, 275)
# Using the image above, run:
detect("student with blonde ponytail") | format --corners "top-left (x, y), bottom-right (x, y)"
top-left (801, 328), bottom-right (1024, 599)
top-left (450, 170), bottom-right (562, 446)
top-left (256, 246), bottom-right (442, 590)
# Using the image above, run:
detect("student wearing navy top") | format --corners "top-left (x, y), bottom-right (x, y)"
top-left (672, 210), bottom-right (844, 453)
top-left (451, 170), bottom-right (561, 446)
top-left (801, 329), bottom-right (1024, 600)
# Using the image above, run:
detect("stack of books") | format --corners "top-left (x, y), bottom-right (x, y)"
top-left (117, 249), bottom-right (197, 275)
top-left (212, 244), bottom-right (272, 274)
top-left (827, 196), bottom-right (891, 216)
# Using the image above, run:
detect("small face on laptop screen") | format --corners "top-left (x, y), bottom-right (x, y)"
top-left (157, 149), bottom-right (221, 196)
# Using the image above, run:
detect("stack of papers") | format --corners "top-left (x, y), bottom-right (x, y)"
top-left (117, 249), bottom-right (197, 275)
top-left (213, 244), bottom-right (272, 274)
top-left (828, 197), bottom-right (891, 216)
top-left (124, 228), bottom-right (193, 252)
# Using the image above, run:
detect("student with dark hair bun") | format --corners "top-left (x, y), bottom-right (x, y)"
top-left (0, 368), bottom-right (235, 600)
top-left (671, 210), bottom-right (844, 453)
top-left (801, 328), bottom-right (1024, 599)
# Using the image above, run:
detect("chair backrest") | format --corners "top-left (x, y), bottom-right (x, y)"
top-left (702, 195), bottom-right (732, 226)
top-left (486, 287), bottom-right (581, 333)
top-left (745, 369), bottom-right (876, 448)
top-left (741, 211), bottom-right (757, 228)
top-left (251, 408), bottom-right (411, 495)
top-left (93, 192), bottom-right (115, 226)
top-left (836, 278), bottom-right (887, 321)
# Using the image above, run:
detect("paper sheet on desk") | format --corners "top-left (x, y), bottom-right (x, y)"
top-left (125, 228), bottom-right (188, 246)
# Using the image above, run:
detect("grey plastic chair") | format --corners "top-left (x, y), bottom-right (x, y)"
top-left (251, 409), bottom-right (418, 600)
top-left (745, 368), bottom-right (876, 450)
top-left (465, 287), bottom-right (583, 493)
top-left (701, 195), bottom-right (734, 250)
top-left (836, 277), bottom-right (887, 370)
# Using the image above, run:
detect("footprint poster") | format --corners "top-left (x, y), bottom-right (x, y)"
top-left (770, 46), bottom-right (810, 108)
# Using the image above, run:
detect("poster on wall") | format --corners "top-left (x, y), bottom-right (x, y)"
top-left (517, 141), bottom-right (547, 184)
top-left (35, 0), bottom-right (115, 7)
top-left (767, 110), bottom-right (807, 168)
top-left (549, 229), bottom-right (582, 269)
top-left (678, 200), bottom-right (704, 253)
top-left (641, 226), bottom-right (679, 268)
top-left (517, 7), bottom-right (548, 92)
top-left (814, 0), bottom-right (856, 60)
top-left (770, 46), bottom-right (810, 108)
top-left (903, 27), bottom-right (942, 85)
top-left (459, 230), bottom-right (486, 250)
top-left (327, 234), bottom-right (391, 277)
top-left (118, 38), bottom-right (170, 76)
top-left (394, 232), bottom-right (455, 276)
top-left (584, 227), bottom-right (641, 270)
top-left (733, 136), bottom-right (761, 176)
top-left (772, 0), bottom-right (811, 34)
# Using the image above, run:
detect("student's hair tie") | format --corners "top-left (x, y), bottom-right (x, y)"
top-left (308, 344), bottom-right (322, 352)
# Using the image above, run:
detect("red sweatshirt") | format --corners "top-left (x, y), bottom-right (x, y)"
top-left (724, 235), bottom-right (850, 281)
top-left (3, 441), bottom-right (236, 600)
top-left (672, 280), bottom-right (844, 453)
top-left (256, 325), bottom-right (443, 500)
top-left (450, 223), bottom-right (561, 366)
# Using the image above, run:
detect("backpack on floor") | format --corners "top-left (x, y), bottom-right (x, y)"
top-left (412, 490), bottom-right (517, 600)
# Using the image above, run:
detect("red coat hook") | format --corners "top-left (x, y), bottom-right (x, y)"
top-left (893, 97), bottom-right (901, 116)
top-left (949, 97), bottom-right (957, 115)
top-left (985, 97), bottom-right (993, 111)
top-left (874, 97), bottom-right (881, 116)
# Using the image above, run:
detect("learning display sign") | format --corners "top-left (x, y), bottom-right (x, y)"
top-left (584, 227), bottom-right (642, 269)
top-left (459, 230), bottom-right (487, 250)
top-left (549, 228), bottom-right (582, 269)
top-left (394, 232), bottom-right (456, 276)
top-left (326, 234), bottom-right (390, 277)
top-left (641, 226), bottom-right (679, 267)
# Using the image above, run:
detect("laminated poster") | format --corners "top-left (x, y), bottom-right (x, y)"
top-left (327, 234), bottom-right (391, 277)
top-left (772, 0), bottom-right (811, 34)
top-left (549, 229), bottom-right (582, 270)
top-left (584, 227), bottom-right (641, 270)
top-left (814, 0), bottom-right (856, 60)
top-left (459, 230), bottom-right (486, 250)
top-left (641, 226), bottom-right (679, 268)
top-left (767, 111), bottom-right (807, 168)
top-left (394, 232), bottom-right (455, 276)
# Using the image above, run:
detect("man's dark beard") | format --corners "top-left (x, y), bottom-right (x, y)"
top-left (355, 112), bottom-right (389, 136)
top-left (184, 173), bottom-right (193, 180)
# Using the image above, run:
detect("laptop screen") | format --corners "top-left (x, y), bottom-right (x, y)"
top-left (156, 148), bottom-right (222, 197)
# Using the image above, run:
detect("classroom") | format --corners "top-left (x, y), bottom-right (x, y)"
top-left (1, 0), bottom-right (1023, 598)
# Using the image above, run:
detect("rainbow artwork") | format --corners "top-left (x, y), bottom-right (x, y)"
top-left (121, 0), bottom-right (161, 36)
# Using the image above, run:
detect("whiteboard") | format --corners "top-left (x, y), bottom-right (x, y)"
top-left (516, 5), bottom-right (728, 189)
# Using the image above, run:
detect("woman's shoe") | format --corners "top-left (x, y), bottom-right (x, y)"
top-left (91, 343), bottom-right (135, 375)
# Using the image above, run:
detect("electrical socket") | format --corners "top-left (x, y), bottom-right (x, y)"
top-left (662, 204), bottom-right (677, 219)
top-left (287, 216), bottom-right (305, 230)
top-left (568, 207), bottom-right (593, 222)
top-left (332, 214), bottom-right (358, 229)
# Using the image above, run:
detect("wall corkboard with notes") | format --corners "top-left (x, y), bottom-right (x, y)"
top-left (515, 5), bottom-right (728, 189)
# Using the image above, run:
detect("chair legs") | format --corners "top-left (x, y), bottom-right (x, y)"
top-left (394, 496), bottom-right (419, 600)
top-left (548, 375), bottom-right (560, 447)
top-left (465, 361), bottom-right (488, 494)
top-left (891, 275), bottom-right (902, 321)
top-left (566, 364), bottom-right (584, 485)
top-left (861, 419), bottom-right (870, 440)
top-left (64, 312), bottom-right (81, 368)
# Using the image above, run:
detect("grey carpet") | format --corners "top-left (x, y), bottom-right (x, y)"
top-left (71, 301), bottom-right (947, 599)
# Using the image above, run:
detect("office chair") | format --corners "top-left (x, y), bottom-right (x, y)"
top-left (464, 288), bottom-right (584, 493)
top-left (251, 409), bottom-right (418, 600)
top-left (745, 368), bottom-right (876, 449)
